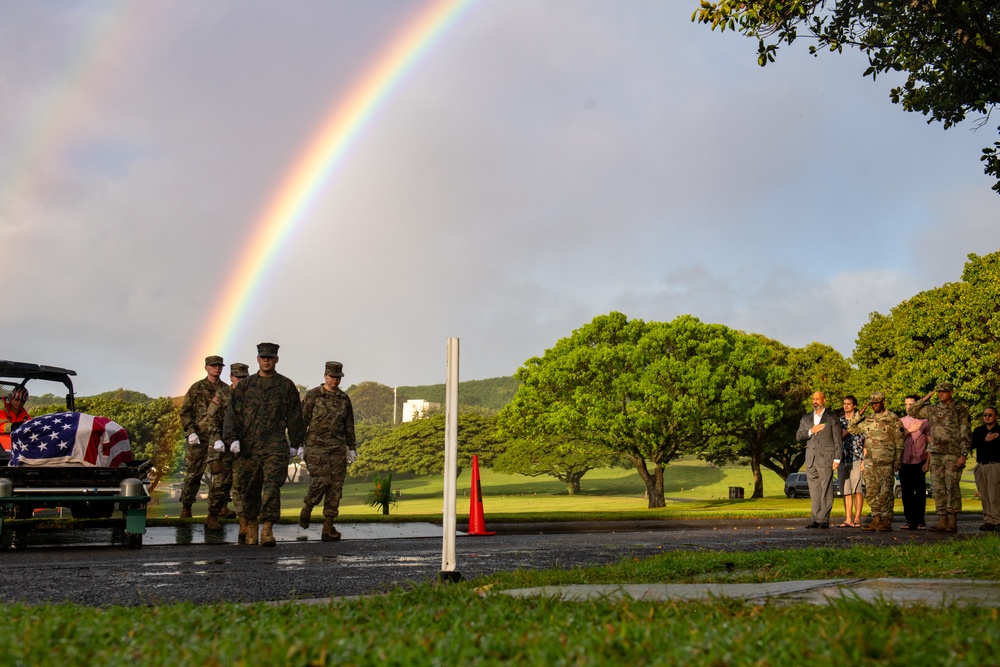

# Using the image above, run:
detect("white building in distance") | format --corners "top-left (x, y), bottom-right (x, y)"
top-left (402, 399), bottom-right (440, 423)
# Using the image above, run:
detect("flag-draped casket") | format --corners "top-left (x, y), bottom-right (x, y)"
top-left (10, 412), bottom-right (132, 467)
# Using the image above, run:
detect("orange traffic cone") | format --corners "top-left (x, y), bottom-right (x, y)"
top-left (467, 455), bottom-right (495, 536)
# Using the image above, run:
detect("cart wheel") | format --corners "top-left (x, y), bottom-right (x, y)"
top-left (125, 532), bottom-right (143, 549)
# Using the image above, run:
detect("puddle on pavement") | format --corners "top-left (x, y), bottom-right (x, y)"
top-left (0, 522), bottom-right (446, 549)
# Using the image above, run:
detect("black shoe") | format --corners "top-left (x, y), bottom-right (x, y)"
top-left (819, 523), bottom-right (830, 529)
top-left (805, 522), bottom-right (821, 529)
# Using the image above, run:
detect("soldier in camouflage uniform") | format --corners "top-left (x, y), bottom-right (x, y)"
top-left (223, 342), bottom-right (305, 546)
top-left (848, 392), bottom-right (905, 531)
top-left (178, 355), bottom-right (228, 518)
top-left (200, 362), bottom-right (249, 532)
top-left (298, 361), bottom-right (357, 541)
top-left (908, 381), bottom-right (971, 533)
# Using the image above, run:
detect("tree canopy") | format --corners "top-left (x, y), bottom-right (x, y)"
top-left (692, 1), bottom-right (1000, 192)
top-left (852, 250), bottom-right (1000, 412)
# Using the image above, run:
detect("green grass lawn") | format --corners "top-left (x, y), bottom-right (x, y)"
top-left (148, 458), bottom-right (983, 523)
top-left (3, 538), bottom-right (999, 666)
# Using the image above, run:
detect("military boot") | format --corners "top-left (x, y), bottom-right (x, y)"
top-left (218, 506), bottom-right (236, 519)
top-left (947, 513), bottom-right (959, 533)
top-left (245, 521), bottom-right (259, 546)
top-left (298, 505), bottom-right (312, 529)
top-left (205, 513), bottom-right (222, 531)
top-left (321, 518), bottom-right (341, 542)
top-left (238, 517), bottom-right (247, 544)
top-left (861, 518), bottom-right (880, 531)
top-left (929, 515), bottom-right (950, 532)
top-left (180, 504), bottom-right (193, 519)
top-left (260, 522), bottom-right (276, 547)
top-left (875, 517), bottom-right (893, 532)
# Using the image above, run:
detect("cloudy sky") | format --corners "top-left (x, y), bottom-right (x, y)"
top-left (2, 0), bottom-right (998, 399)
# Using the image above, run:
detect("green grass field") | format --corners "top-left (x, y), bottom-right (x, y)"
top-left (148, 458), bottom-right (983, 523)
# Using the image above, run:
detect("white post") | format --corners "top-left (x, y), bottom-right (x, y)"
top-left (440, 337), bottom-right (460, 578)
top-left (393, 386), bottom-right (397, 425)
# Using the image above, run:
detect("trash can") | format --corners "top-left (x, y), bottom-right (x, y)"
top-left (728, 486), bottom-right (744, 499)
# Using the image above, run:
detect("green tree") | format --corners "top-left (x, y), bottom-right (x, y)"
top-left (692, 1), bottom-right (1000, 192)
top-left (346, 381), bottom-right (397, 424)
top-left (351, 413), bottom-right (501, 477)
top-left (852, 250), bottom-right (1000, 413)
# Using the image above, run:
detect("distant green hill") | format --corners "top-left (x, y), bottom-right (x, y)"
top-left (396, 376), bottom-right (520, 412)
top-left (27, 388), bottom-right (153, 411)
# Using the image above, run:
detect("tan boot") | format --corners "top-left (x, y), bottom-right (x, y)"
top-left (861, 518), bottom-right (879, 531)
top-left (321, 518), bottom-right (341, 542)
top-left (238, 517), bottom-right (247, 544)
top-left (260, 521), bottom-right (276, 547)
top-left (180, 504), bottom-right (193, 519)
top-left (245, 521), bottom-right (259, 546)
top-left (218, 506), bottom-right (236, 519)
top-left (929, 515), bottom-right (949, 532)
top-left (947, 513), bottom-right (959, 533)
top-left (205, 513), bottom-right (222, 531)
top-left (875, 517), bottom-right (893, 532)
top-left (298, 506), bottom-right (311, 529)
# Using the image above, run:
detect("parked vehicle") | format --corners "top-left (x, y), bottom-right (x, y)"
top-left (784, 472), bottom-right (842, 498)
top-left (0, 360), bottom-right (150, 548)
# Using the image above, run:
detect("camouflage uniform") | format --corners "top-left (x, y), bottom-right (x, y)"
top-left (301, 372), bottom-right (356, 520)
top-left (224, 363), bottom-right (305, 524)
top-left (201, 362), bottom-right (249, 518)
top-left (179, 362), bottom-right (228, 509)
top-left (908, 385), bottom-right (971, 519)
top-left (848, 398), bottom-right (904, 523)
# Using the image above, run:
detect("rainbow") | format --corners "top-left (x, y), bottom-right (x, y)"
top-left (179, 0), bottom-right (476, 393)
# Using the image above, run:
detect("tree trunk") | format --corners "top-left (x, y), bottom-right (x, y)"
top-left (750, 450), bottom-right (764, 499)
top-left (565, 473), bottom-right (583, 495)
top-left (630, 455), bottom-right (665, 508)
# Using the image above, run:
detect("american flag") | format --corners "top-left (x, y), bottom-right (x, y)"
top-left (10, 412), bottom-right (132, 467)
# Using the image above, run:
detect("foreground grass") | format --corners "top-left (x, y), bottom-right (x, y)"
top-left (3, 538), bottom-right (1000, 667)
top-left (2, 595), bottom-right (998, 666)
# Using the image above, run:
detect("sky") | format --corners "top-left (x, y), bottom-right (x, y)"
top-left (1, 0), bottom-right (998, 399)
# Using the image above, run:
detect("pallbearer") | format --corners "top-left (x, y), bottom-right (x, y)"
top-left (299, 361), bottom-right (357, 541)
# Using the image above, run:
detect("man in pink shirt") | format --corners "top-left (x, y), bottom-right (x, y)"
top-left (900, 394), bottom-right (931, 529)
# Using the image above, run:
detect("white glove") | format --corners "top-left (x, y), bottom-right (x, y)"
top-left (188, 433), bottom-right (200, 445)
top-left (297, 447), bottom-right (305, 458)
top-left (230, 440), bottom-right (241, 454)
top-left (347, 449), bottom-right (357, 464)
top-left (213, 440), bottom-right (225, 453)
top-left (289, 447), bottom-right (297, 456)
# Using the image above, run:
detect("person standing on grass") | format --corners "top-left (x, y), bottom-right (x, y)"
top-left (970, 406), bottom-right (1000, 531)
top-left (908, 381), bottom-right (971, 533)
top-left (796, 391), bottom-right (842, 529)
top-left (848, 392), bottom-right (905, 531)
top-left (298, 361), bottom-right (357, 542)
top-left (179, 355), bottom-right (227, 519)
top-left (899, 394), bottom-right (931, 530)
top-left (838, 395), bottom-right (865, 527)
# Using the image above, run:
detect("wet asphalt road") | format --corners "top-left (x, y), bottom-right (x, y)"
top-left (0, 517), bottom-right (983, 606)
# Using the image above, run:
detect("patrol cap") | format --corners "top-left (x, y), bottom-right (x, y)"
top-left (936, 381), bottom-right (955, 392)
top-left (230, 362), bottom-right (250, 378)
top-left (325, 361), bottom-right (345, 378)
top-left (205, 355), bottom-right (224, 367)
top-left (869, 392), bottom-right (885, 404)
top-left (257, 342), bottom-right (279, 358)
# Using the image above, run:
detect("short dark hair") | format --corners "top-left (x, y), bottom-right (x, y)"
top-left (843, 395), bottom-right (857, 407)
top-left (905, 394), bottom-right (920, 401)
top-left (985, 406), bottom-right (998, 416)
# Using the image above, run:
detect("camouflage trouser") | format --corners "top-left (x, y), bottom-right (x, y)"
top-left (206, 451), bottom-right (242, 516)
top-left (863, 463), bottom-right (896, 520)
top-left (179, 444), bottom-right (208, 507)
top-left (237, 444), bottom-right (289, 523)
top-left (930, 453), bottom-right (964, 515)
top-left (303, 443), bottom-right (348, 519)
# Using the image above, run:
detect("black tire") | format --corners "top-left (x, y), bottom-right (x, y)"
top-left (785, 487), bottom-right (795, 498)
top-left (13, 504), bottom-right (33, 519)
top-left (894, 486), bottom-right (903, 499)
top-left (124, 532), bottom-right (142, 549)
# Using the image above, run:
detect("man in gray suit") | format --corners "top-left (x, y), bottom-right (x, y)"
top-left (796, 391), bottom-right (843, 528)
